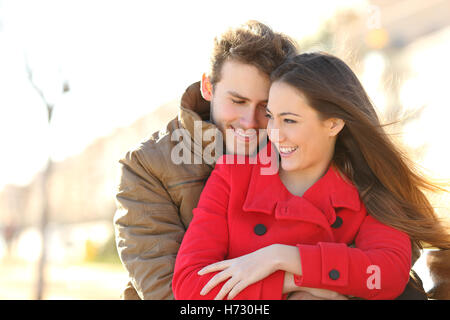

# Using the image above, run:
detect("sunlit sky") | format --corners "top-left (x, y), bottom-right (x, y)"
top-left (0, 0), bottom-right (369, 190)
top-left (2, 0), bottom-right (450, 193)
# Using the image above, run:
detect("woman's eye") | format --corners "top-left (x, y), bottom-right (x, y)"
top-left (284, 119), bottom-right (297, 124)
top-left (264, 113), bottom-right (273, 119)
top-left (231, 99), bottom-right (245, 104)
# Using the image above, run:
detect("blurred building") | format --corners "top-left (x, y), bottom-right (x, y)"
top-left (0, 99), bottom-right (178, 262)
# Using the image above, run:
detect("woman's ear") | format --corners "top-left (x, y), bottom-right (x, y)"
top-left (328, 118), bottom-right (345, 137)
top-left (201, 73), bottom-right (213, 101)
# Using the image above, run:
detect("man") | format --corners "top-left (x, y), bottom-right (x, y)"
top-left (114, 20), bottom-right (427, 300)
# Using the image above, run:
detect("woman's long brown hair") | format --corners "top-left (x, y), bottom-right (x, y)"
top-left (271, 52), bottom-right (450, 266)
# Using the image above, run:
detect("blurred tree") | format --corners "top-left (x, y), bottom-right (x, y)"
top-left (25, 57), bottom-right (69, 300)
top-left (88, 235), bottom-right (121, 265)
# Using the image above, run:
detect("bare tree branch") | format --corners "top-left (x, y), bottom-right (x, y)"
top-left (24, 54), bottom-right (54, 122)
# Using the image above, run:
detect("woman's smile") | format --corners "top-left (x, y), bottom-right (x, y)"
top-left (277, 145), bottom-right (299, 157)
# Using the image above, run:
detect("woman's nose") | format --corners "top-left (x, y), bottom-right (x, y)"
top-left (268, 126), bottom-right (284, 144)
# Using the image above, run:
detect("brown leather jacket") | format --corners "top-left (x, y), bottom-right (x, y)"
top-left (114, 82), bottom-right (216, 299)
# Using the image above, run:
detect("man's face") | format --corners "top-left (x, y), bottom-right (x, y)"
top-left (209, 60), bottom-right (270, 156)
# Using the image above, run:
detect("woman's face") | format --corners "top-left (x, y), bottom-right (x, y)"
top-left (266, 81), bottom-right (343, 175)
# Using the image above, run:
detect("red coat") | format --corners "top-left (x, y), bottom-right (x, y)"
top-left (173, 143), bottom-right (411, 300)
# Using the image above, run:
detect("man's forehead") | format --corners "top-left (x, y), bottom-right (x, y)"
top-left (216, 61), bottom-right (271, 101)
top-left (219, 59), bottom-right (269, 79)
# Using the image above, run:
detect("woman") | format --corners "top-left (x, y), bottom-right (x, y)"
top-left (172, 52), bottom-right (450, 300)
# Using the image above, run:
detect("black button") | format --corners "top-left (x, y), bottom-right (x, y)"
top-left (329, 269), bottom-right (340, 280)
top-left (331, 216), bottom-right (343, 229)
top-left (254, 224), bottom-right (267, 236)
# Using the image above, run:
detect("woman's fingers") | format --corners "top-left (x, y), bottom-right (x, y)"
top-left (214, 277), bottom-right (240, 300)
top-left (227, 280), bottom-right (247, 300)
top-left (200, 269), bottom-right (231, 296)
top-left (198, 260), bottom-right (231, 275)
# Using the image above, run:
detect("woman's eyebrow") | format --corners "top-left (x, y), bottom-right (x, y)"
top-left (265, 107), bottom-right (301, 117)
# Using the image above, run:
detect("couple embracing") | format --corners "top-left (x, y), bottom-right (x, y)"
top-left (114, 21), bottom-right (450, 300)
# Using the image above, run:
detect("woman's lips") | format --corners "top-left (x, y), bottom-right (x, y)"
top-left (278, 146), bottom-right (299, 157)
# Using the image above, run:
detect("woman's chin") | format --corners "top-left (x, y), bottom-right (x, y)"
top-left (280, 161), bottom-right (301, 173)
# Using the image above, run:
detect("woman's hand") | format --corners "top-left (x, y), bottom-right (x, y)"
top-left (197, 244), bottom-right (280, 300)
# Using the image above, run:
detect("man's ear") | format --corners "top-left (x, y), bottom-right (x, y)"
top-left (201, 73), bottom-right (213, 101)
top-left (328, 118), bottom-right (345, 137)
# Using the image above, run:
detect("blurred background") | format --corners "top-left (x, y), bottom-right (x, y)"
top-left (0, 0), bottom-right (449, 299)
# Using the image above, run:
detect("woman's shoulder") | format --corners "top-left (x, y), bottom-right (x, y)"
top-left (326, 163), bottom-right (364, 212)
top-left (330, 163), bottom-right (353, 185)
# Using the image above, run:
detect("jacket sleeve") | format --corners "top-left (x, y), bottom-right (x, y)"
top-left (172, 160), bottom-right (285, 300)
top-left (114, 146), bottom-right (185, 300)
top-left (295, 213), bottom-right (412, 299)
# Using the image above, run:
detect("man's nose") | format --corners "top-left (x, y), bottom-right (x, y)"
top-left (239, 106), bottom-right (259, 129)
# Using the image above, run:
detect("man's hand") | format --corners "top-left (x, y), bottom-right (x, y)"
top-left (288, 289), bottom-right (349, 300)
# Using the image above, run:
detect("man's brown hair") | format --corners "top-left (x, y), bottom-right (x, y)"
top-left (209, 20), bottom-right (298, 87)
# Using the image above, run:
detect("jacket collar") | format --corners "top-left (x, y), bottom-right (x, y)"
top-left (180, 81), bottom-right (211, 121)
top-left (242, 143), bottom-right (361, 233)
top-left (177, 82), bottom-right (221, 165)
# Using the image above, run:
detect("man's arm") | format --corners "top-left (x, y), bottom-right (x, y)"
top-left (114, 146), bottom-right (185, 300)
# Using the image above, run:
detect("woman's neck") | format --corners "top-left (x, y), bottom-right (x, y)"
top-left (279, 161), bottom-right (332, 197)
